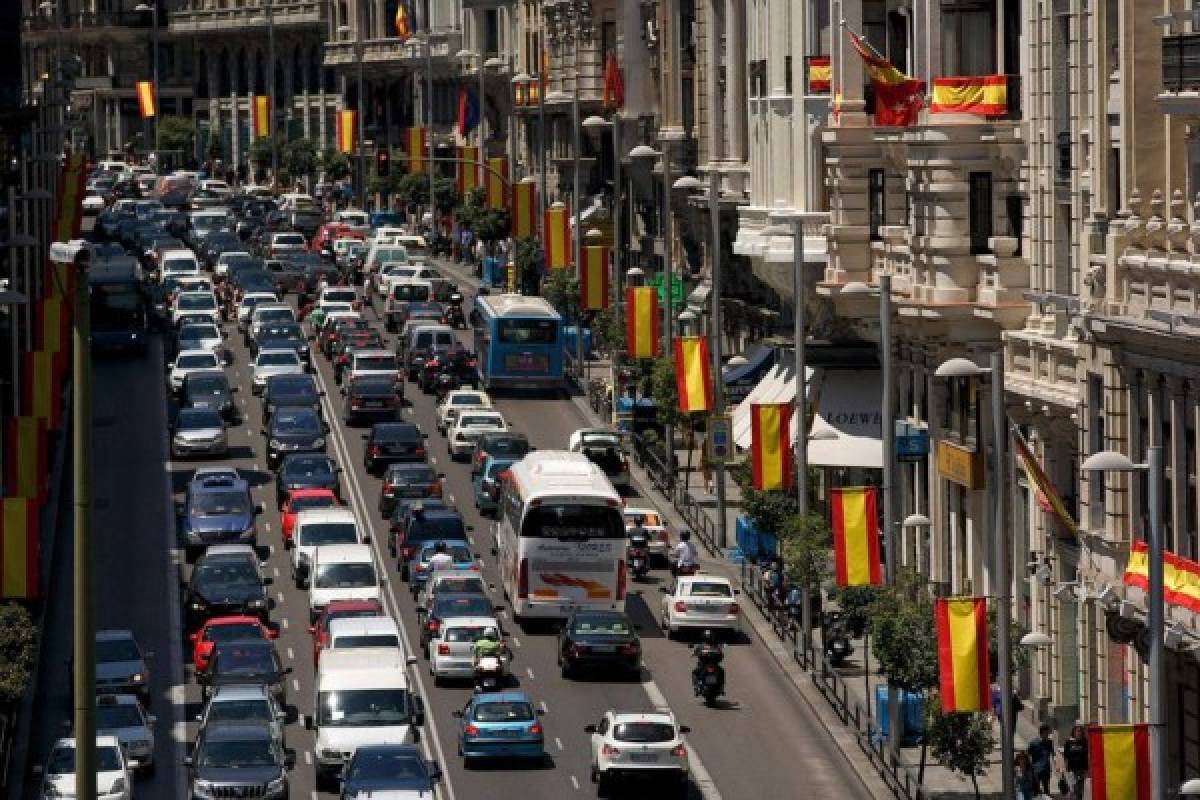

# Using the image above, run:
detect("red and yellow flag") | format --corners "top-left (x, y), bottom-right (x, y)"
top-left (405, 127), bottom-right (426, 174)
top-left (252, 95), bottom-right (271, 138)
top-left (930, 75), bottom-right (1007, 116)
top-left (543, 206), bottom-right (571, 268)
top-left (807, 56), bottom-right (831, 93)
top-left (52, 152), bottom-right (86, 244)
top-left (674, 336), bottom-right (712, 413)
top-left (336, 110), bottom-right (357, 154)
top-left (511, 181), bottom-right (538, 238)
top-left (625, 286), bottom-right (659, 358)
top-left (0, 496), bottom-right (39, 599)
top-left (22, 350), bottom-right (64, 431)
top-left (5, 416), bottom-right (47, 502)
top-left (935, 597), bottom-right (990, 712)
top-left (1088, 724), bottom-right (1151, 800)
top-left (831, 486), bottom-right (881, 586)
top-left (37, 297), bottom-right (68, 360)
top-left (750, 403), bottom-right (793, 491)
top-left (580, 246), bottom-right (609, 311)
top-left (1124, 540), bottom-right (1200, 613)
top-left (457, 146), bottom-right (481, 194)
top-left (485, 157), bottom-right (508, 210)
top-left (136, 80), bottom-right (156, 119)
top-left (394, 0), bottom-right (412, 41)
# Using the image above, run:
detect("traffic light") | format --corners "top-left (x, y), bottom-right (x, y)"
top-left (376, 148), bottom-right (390, 177)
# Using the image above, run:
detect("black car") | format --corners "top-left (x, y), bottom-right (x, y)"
top-left (419, 591), bottom-right (495, 654)
top-left (182, 370), bottom-right (239, 422)
top-left (274, 453), bottom-right (341, 509)
top-left (201, 640), bottom-right (291, 704)
top-left (201, 231), bottom-right (244, 268)
top-left (557, 609), bottom-right (642, 678)
top-left (341, 745), bottom-right (439, 800)
top-left (470, 432), bottom-right (532, 478)
top-left (264, 257), bottom-right (308, 294)
top-left (185, 721), bottom-right (295, 800)
top-left (252, 322), bottom-right (310, 364)
top-left (344, 378), bottom-right (403, 428)
top-left (232, 269), bottom-right (279, 297)
top-left (362, 422), bottom-right (424, 474)
top-left (378, 463), bottom-right (442, 516)
top-left (389, 504), bottom-right (470, 576)
top-left (263, 406), bottom-right (327, 469)
top-left (184, 549), bottom-right (270, 630)
top-left (262, 373), bottom-right (322, 425)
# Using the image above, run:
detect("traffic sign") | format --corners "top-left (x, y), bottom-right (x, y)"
top-left (708, 414), bottom-right (733, 463)
top-left (647, 273), bottom-right (685, 305)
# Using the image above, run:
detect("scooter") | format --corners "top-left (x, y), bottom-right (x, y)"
top-left (691, 647), bottom-right (726, 707)
top-left (822, 611), bottom-right (855, 668)
top-left (444, 294), bottom-right (466, 329)
top-left (627, 533), bottom-right (651, 581)
top-left (474, 655), bottom-right (505, 692)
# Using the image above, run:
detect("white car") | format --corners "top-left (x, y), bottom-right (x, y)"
top-left (38, 735), bottom-right (133, 800)
top-left (82, 190), bottom-right (107, 214)
top-left (318, 285), bottom-right (360, 308)
top-left (95, 694), bottom-right (156, 773)
top-left (252, 349), bottom-right (305, 394)
top-left (427, 615), bottom-right (507, 684)
top-left (248, 304), bottom-right (297, 342)
top-left (172, 290), bottom-right (221, 327)
top-left (237, 291), bottom-right (282, 331)
top-left (160, 249), bottom-right (201, 282)
top-left (307, 543), bottom-right (382, 622)
top-left (586, 710), bottom-right (690, 794)
top-left (659, 574), bottom-right (741, 639)
top-left (169, 349), bottom-right (221, 393)
top-left (623, 507), bottom-right (672, 561)
top-left (435, 390), bottom-right (493, 434)
top-left (290, 508), bottom-right (362, 588)
top-left (200, 178), bottom-right (232, 197)
top-left (447, 410), bottom-right (507, 459)
top-left (176, 322), bottom-right (225, 358)
top-left (267, 231), bottom-right (307, 258)
top-left (215, 249), bottom-right (252, 277)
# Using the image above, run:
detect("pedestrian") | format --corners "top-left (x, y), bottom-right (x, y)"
top-left (1014, 751), bottom-right (1037, 800)
top-left (785, 584), bottom-right (803, 627)
top-left (1026, 723), bottom-right (1056, 796)
top-left (1061, 723), bottom-right (1088, 799)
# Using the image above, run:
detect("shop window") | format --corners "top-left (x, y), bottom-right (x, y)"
top-left (941, 375), bottom-right (980, 449)
top-left (942, 0), bottom-right (996, 76)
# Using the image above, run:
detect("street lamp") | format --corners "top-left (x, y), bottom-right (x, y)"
top-left (1081, 446), bottom-right (1165, 800)
top-left (934, 352), bottom-right (1013, 799)
top-left (134, 2), bottom-right (160, 164)
top-left (583, 114), bottom-right (622, 332)
top-left (1019, 631), bottom-right (1053, 648)
top-left (337, 24), bottom-right (366, 207)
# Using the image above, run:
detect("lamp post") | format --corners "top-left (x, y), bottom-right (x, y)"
top-left (1081, 445), bottom-right (1166, 800)
top-left (265, 0), bottom-right (276, 183)
top-left (134, 2), bottom-right (160, 163)
top-left (337, 25), bottom-right (366, 206)
top-left (583, 114), bottom-right (622, 334)
top-left (935, 352), bottom-right (1013, 799)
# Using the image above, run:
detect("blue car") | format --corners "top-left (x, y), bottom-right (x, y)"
top-left (473, 455), bottom-right (517, 516)
top-left (340, 743), bottom-right (442, 799)
top-left (454, 691), bottom-right (546, 766)
top-left (178, 468), bottom-right (262, 560)
top-left (406, 539), bottom-right (477, 599)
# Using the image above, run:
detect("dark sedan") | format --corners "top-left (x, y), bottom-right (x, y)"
top-left (362, 422), bottom-right (425, 475)
top-left (275, 453), bottom-right (341, 509)
top-left (343, 377), bottom-right (402, 427)
top-left (341, 745), bottom-right (440, 800)
top-left (253, 322), bottom-right (311, 365)
top-left (378, 462), bottom-right (442, 516)
top-left (182, 370), bottom-right (239, 423)
top-left (263, 406), bottom-right (326, 469)
top-left (200, 640), bottom-right (291, 705)
top-left (262, 373), bottom-right (322, 425)
top-left (184, 549), bottom-right (271, 630)
top-left (557, 609), bottom-right (642, 678)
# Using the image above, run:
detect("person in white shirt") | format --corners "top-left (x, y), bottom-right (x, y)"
top-left (672, 530), bottom-right (699, 576)
top-left (428, 540), bottom-right (455, 573)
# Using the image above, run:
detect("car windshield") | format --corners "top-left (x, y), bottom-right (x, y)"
top-left (485, 461), bottom-right (514, 480)
top-left (572, 616), bottom-right (632, 636)
top-left (177, 354), bottom-right (218, 369)
top-left (290, 494), bottom-right (335, 513)
top-left (473, 702), bottom-right (535, 723)
top-left (432, 576), bottom-right (485, 596)
top-left (276, 234), bottom-right (305, 245)
top-left (95, 639), bottom-right (140, 663)
top-left (521, 504), bottom-right (625, 540)
top-left (48, 746), bottom-right (123, 774)
top-left (177, 294), bottom-right (216, 310)
top-left (215, 645), bottom-right (276, 675)
top-left (613, 722), bottom-right (677, 743)
top-left (444, 626), bottom-right (488, 643)
top-left (459, 415), bottom-right (501, 428)
top-left (419, 544), bottom-right (472, 563)
top-left (391, 466), bottom-right (435, 484)
top-left (314, 562), bottom-right (376, 588)
top-left (347, 750), bottom-right (427, 783)
top-left (355, 355), bottom-right (397, 371)
top-left (200, 739), bottom-right (276, 768)
top-left (297, 523), bottom-right (357, 547)
top-left (433, 594), bottom-right (492, 617)
top-left (192, 490), bottom-right (251, 515)
top-left (450, 394), bottom-right (486, 406)
top-left (687, 581), bottom-right (734, 597)
top-left (96, 704), bottom-right (144, 729)
top-left (205, 622), bottom-right (263, 643)
top-left (318, 689), bottom-right (411, 727)
top-left (282, 456), bottom-right (333, 477)
top-left (274, 410), bottom-right (320, 434)
top-left (497, 318), bottom-right (557, 344)
top-left (194, 560), bottom-right (259, 589)
top-left (255, 309), bottom-right (293, 324)
top-left (187, 375), bottom-right (227, 395)
top-left (258, 352), bottom-right (300, 367)
top-left (409, 516), bottom-right (466, 541)
top-left (178, 409), bottom-right (223, 428)
top-left (324, 289), bottom-right (357, 302)
top-left (581, 432), bottom-right (621, 448)
top-left (483, 437), bottom-right (529, 458)
top-left (180, 324), bottom-right (220, 341)
top-left (207, 699), bottom-right (272, 724)
top-left (332, 634), bottom-right (399, 649)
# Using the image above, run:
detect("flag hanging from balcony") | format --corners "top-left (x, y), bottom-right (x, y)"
top-left (831, 486), bottom-right (881, 586)
top-left (511, 181), bottom-right (537, 238)
top-left (456, 146), bottom-right (481, 194)
top-left (625, 286), bottom-right (659, 358)
top-left (1011, 426), bottom-right (1078, 539)
top-left (22, 350), bottom-right (64, 431)
top-left (136, 80), bottom-right (156, 119)
top-left (580, 245), bottom-right (610, 311)
top-left (930, 75), bottom-right (1008, 116)
top-left (336, 110), bottom-right (357, 154)
top-left (750, 403), bottom-right (792, 491)
top-left (456, 86), bottom-right (480, 137)
top-left (405, 127), bottom-right (426, 174)
top-left (674, 336), bottom-right (713, 413)
top-left (5, 416), bottom-right (47, 502)
top-left (845, 29), bottom-right (924, 126)
top-left (1123, 540), bottom-right (1200, 614)
top-left (394, 0), bottom-right (412, 41)
top-left (807, 56), bottom-right (831, 94)
top-left (543, 206), bottom-right (571, 268)
top-left (1088, 724), bottom-right (1151, 800)
top-left (252, 95), bottom-right (271, 139)
top-left (935, 597), bottom-right (990, 712)
top-left (485, 157), bottom-right (508, 209)
top-left (602, 51), bottom-right (625, 110)
top-left (0, 496), bottom-right (40, 600)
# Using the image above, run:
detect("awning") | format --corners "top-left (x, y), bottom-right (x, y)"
top-left (722, 344), bottom-right (776, 404)
top-left (732, 352), bottom-right (811, 449)
top-left (808, 369), bottom-right (883, 468)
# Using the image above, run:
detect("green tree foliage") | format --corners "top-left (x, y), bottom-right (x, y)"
top-left (866, 569), bottom-right (940, 694)
top-left (541, 267), bottom-right (578, 316)
top-left (433, 177), bottom-right (459, 215)
top-left (827, 584), bottom-right (880, 638)
top-left (925, 695), bottom-right (996, 800)
top-left (456, 187), bottom-right (510, 244)
top-left (648, 355), bottom-right (682, 430)
top-left (513, 238), bottom-right (543, 294)
top-left (740, 488), bottom-right (799, 536)
top-left (282, 138), bottom-right (318, 184)
top-left (778, 512), bottom-right (831, 589)
top-left (321, 147), bottom-right (352, 181)
top-left (396, 173), bottom-right (429, 209)
top-left (157, 115), bottom-right (194, 157)
top-left (591, 307), bottom-right (625, 356)
top-left (0, 602), bottom-right (37, 704)
top-left (247, 136), bottom-right (276, 167)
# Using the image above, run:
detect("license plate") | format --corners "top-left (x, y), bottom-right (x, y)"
top-left (704, 674), bottom-right (720, 685)
top-left (590, 645), bottom-right (616, 653)
top-left (364, 400), bottom-right (384, 407)
top-left (630, 753), bottom-right (659, 763)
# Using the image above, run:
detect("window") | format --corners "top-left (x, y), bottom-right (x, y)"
top-left (484, 10), bottom-right (500, 58)
top-left (941, 0), bottom-right (996, 76)
top-left (968, 172), bottom-right (992, 255)
top-left (868, 169), bottom-right (886, 241)
top-left (1005, 194), bottom-right (1024, 257)
top-left (785, 55), bottom-right (792, 95)
top-left (941, 376), bottom-right (980, 449)
top-left (1087, 375), bottom-right (1105, 529)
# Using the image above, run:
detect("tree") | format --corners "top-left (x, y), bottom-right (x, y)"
top-left (866, 569), bottom-right (939, 694)
top-left (541, 267), bottom-right (578, 316)
top-left (591, 306), bottom-right (625, 356)
top-left (779, 512), bottom-right (832, 649)
top-left (0, 602), bottom-right (36, 704)
top-left (925, 695), bottom-right (996, 800)
top-left (157, 115), bottom-right (194, 157)
top-left (282, 138), bottom-right (318, 185)
top-left (321, 147), bottom-right (352, 181)
top-left (247, 136), bottom-right (275, 168)
top-left (432, 176), bottom-right (459, 216)
top-left (456, 187), bottom-right (510, 245)
top-left (396, 173), bottom-right (429, 210)
top-left (648, 355), bottom-right (681, 431)
top-left (513, 238), bottom-right (543, 294)
top-left (827, 584), bottom-right (879, 639)
top-left (740, 488), bottom-right (799, 538)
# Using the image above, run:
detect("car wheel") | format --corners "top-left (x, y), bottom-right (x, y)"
top-left (596, 772), bottom-right (611, 798)
top-left (560, 660), bottom-right (572, 680)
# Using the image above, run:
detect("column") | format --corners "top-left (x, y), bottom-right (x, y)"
top-left (302, 91), bottom-right (311, 139)
top-left (835, 0), bottom-right (864, 116)
top-left (724, 0), bottom-right (745, 164)
top-left (283, 50), bottom-right (295, 134)
top-left (1169, 377), bottom-right (1188, 555)
top-left (704, 0), bottom-right (722, 165)
top-left (661, 0), bottom-right (685, 135)
top-left (318, 88), bottom-right (328, 151)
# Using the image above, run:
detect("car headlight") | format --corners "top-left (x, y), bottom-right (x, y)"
top-left (110, 777), bottom-right (126, 794)
top-left (312, 437), bottom-right (325, 448)
top-left (173, 433), bottom-right (186, 443)
top-left (192, 779), bottom-right (215, 797)
top-left (247, 597), bottom-right (266, 609)
top-left (269, 439), bottom-right (282, 449)
top-left (190, 600), bottom-right (206, 611)
top-left (130, 671), bottom-right (146, 684)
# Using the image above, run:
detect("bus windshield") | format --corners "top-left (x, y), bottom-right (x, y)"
top-left (497, 319), bottom-right (557, 345)
top-left (520, 504), bottom-right (624, 539)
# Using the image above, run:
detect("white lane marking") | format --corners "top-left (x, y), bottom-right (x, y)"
top-left (538, 700), bottom-right (548, 714)
top-left (554, 737), bottom-right (564, 752)
top-left (642, 677), bottom-right (723, 799)
top-left (255, 463), bottom-right (262, 471)
top-left (511, 636), bottom-right (521, 649)
top-left (304, 751), bottom-right (312, 766)
top-left (265, 523), bottom-right (272, 533)
top-left (526, 667), bottom-right (535, 681)
top-left (276, 591), bottom-right (284, 604)
top-left (281, 618), bottom-right (289, 630)
top-left (292, 678), bottom-right (301, 692)
top-left (273, 567), bottom-right (280, 578)
top-left (570, 775), bottom-right (580, 790)
top-left (430, 457), bottom-right (437, 464)
top-left (286, 647), bottom-right (294, 661)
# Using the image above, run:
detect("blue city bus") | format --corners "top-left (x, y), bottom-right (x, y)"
top-left (471, 293), bottom-right (564, 392)
top-left (89, 254), bottom-right (149, 355)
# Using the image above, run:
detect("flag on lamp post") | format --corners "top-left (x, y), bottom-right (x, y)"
top-left (252, 95), bottom-right (271, 139)
top-left (485, 157), bottom-right (508, 209)
top-left (602, 51), bottom-right (625, 110)
top-left (1088, 724), bottom-right (1151, 800)
top-left (456, 146), bottom-right (481, 194)
top-left (934, 597), bottom-right (991, 712)
top-left (405, 127), bottom-right (426, 173)
top-left (831, 486), bottom-right (882, 586)
top-left (511, 181), bottom-right (537, 238)
top-left (674, 336), bottom-right (713, 413)
top-left (750, 403), bottom-right (793, 490)
top-left (0, 496), bottom-right (40, 599)
top-left (543, 206), bottom-right (571, 268)
top-left (625, 286), bottom-right (659, 358)
top-left (336, 110), bottom-right (357, 154)
top-left (136, 80), bottom-right (156, 119)
top-left (580, 246), bottom-right (610, 311)
top-left (456, 86), bottom-right (480, 136)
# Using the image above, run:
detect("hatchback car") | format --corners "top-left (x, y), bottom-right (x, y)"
top-left (274, 453), bottom-right (341, 509)
top-left (184, 547), bottom-right (270, 630)
top-left (362, 422), bottom-right (425, 474)
top-left (252, 349), bottom-right (305, 395)
top-left (407, 540), bottom-right (477, 598)
top-left (200, 640), bottom-right (291, 704)
top-left (252, 321), bottom-right (310, 364)
top-left (586, 711), bottom-right (690, 793)
top-left (659, 574), bottom-right (741, 639)
top-left (623, 507), bottom-right (672, 563)
top-left (557, 609), bottom-right (642, 678)
top-left (289, 508), bottom-right (362, 588)
top-left (171, 406), bottom-right (228, 459)
top-left (94, 629), bottom-right (150, 705)
top-left (307, 598), bottom-right (385, 666)
top-left (262, 372), bottom-right (322, 425)
top-left (178, 469), bottom-right (261, 558)
top-left (469, 432), bottom-right (531, 478)
top-left (427, 614), bottom-right (504, 682)
top-left (342, 376), bottom-right (402, 427)
top-left (379, 462), bottom-right (442, 516)
top-left (175, 321), bottom-right (225, 361)
top-left (169, 348), bottom-right (221, 394)
top-left (418, 590), bottom-right (496, 653)
top-left (39, 736), bottom-right (132, 800)
top-left (195, 683), bottom-right (287, 746)
top-left (447, 410), bottom-right (507, 459)
top-left (95, 694), bottom-right (156, 773)
top-left (280, 487), bottom-right (338, 544)
top-left (263, 406), bottom-right (326, 469)
top-left (190, 615), bottom-right (277, 673)
top-left (568, 428), bottom-right (631, 489)
top-left (473, 455), bottom-right (517, 517)
top-left (340, 744), bottom-right (442, 799)
top-left (455, 691), bottom-right (546, 766)
top-left (171, 290), bottom-right (220, 327)
top-left (434, 389), bottom-right (493, 434)
top-left (389, 503), bottom-right (469, 574)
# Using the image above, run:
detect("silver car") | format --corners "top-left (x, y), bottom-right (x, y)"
top-left (252, 349), bottom-right (305, 395)
top-left (96, 694), bottom-right (156, 772)
top-left (171, 407), bottom-right (229, 459)
top-left (94, 629), bottom-right (150, 705)
top-left (195, 683), bottom-right (287, 747)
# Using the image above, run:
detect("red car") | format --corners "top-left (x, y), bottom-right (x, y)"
top-left (189, 615), bottom-right (277, 672)
top-left (307, 598), bottom-right (386, 666)
top-left (281, 488), bottom-right (339, 545)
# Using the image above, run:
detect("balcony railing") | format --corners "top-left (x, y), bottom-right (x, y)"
top-left (23, 10), bottom-right (155, 32)
top-left (1163, 32), bottom-right (1200, 92)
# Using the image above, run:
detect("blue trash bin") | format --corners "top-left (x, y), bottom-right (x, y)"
top-left (735, 515), bottom-right (760, 562)
top-left (482, 257), bottom-right (503, 288)
top-left (873, 686), bottom-right (925, 746)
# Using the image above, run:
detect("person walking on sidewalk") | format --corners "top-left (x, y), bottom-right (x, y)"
top-left (1026, 723), bottom-right (1057, 796)
top-left (1014, 751), bottom-right (1037, 800)
top-left (1062, 724), bottom-right (1088, 799)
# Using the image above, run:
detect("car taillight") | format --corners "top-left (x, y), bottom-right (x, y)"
top-left (571, 643), bottom-right (587, 657)
top-left (729, 602), bottom-right (739, 614)
top-left (369, 445), bottom-right (381, 455)
top-left (382, 481), bottom-right (394, 494)
top-left (620, 643), bottom-right (640, 656)
top-left (415, 447), bottom-right (425, 456)
top-left (674, 600), bottom-right (687, 613)
top-left (601, 744), bottom-right (620, 756)
top-left (672, 744), bottom-right (687, 758)
top-left (464, 724), bottom-right (479, 736)
top-left (416, 563), bottom-right (428, 573)
top-left (517, 557), bottom-right (529, 600)
top-left (430, 482), bottom-right (442, 497)
top-left (437, 643), bottom-right (449, 655)
top-left (616, 559), bottom-right (627, 602)
top-left (400, 546), bottom-right (414, 560)
top-left (352, 399), bottom-right (362, 409)
top-left (529, 723), bottom-right (543, 736)
top-left (426, 619), bottom-right (439, 631)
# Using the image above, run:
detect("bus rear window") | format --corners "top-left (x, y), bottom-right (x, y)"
top-left (497, 319), bottom-right (557, 345)
top-left (521, 504), bottom-right (624, 539)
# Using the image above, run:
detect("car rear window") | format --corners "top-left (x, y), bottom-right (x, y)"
top-left (331, 634), bottom-right (399, 649)
top-left (444, 626), bottom-right (487, 643)
top-left (613, 722), bottom-right (676, 743)
top-left (686, 581), bottom-right (733, 597)
top-left (474, 702), bottom-right (534, 722)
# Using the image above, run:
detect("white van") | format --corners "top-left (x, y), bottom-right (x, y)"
top-left (159, 249), bottom-right (201, 282)
top-left (325, 616), bottom-right (403, 656)
top-left (307, 543), bottom-right (381, 622)
top-left (306, 648), bottom-right (423, 787)
top-left (384, 280), bottom-right (434, 332)
top-left (290, 509), bottom-right (362, 589)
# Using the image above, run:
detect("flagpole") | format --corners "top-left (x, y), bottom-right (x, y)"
top-left (989, 350), bottom-right (1015, 800)
top-left (426, 35), bottom-right (435, 236)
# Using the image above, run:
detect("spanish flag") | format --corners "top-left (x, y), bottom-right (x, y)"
top-left (845, 29), bottom-right (924, 127)
top-left (543, 206), bottom-right (571, 268)
top-left (673, 336), bottom-right (712, 413)
top-left (602, 51), bottom-right (625, 111)
top-left (0, 497), bottom-right (39, 600)
top-left (136, 80), bottom-right (156, 119)
top-left (1088, 724), bottom-right (1151, 800)
top-left (934, 597), bottom-right (990, 712)
top-left (511, 181), bottom-right (537, 238)
top-left (1124, 540), bottom-right (1200, 614)
top-left (394, 0), bottom-right (412, 41)
top-left (625, 286), bottom-right (659, 358)
top-left (37, 297), bottom-right (68, 359)
top-left (336, 110), bottom-right (357, 154)
top-left (930, 75), bottom-right (1008, 116)
top-left (252, 95), bottom-right (271, 138)
top-left (831, 486), bottom-right (881, 586)
top-left (405, 127), bottom-right (426, 174)
top-left (580, 245), bottom-right (609, 311)
top-left (22, 350), bottom-right (64, 431)
top-left (750, 403), bottom-right (793, 491)
top-left (5, 416), bottom-right (47, 502)
top-left (807, 56), bottom-right (831, 94)
top-left (53, 152), bottom-right (87, 244)
top-left (485, 157), bottom-right (508, 209)
top-left (457, 146), bottom-right (481, 194)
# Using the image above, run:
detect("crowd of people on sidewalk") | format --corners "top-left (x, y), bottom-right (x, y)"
top-left (1013, 723), bottom-right (1089, 800)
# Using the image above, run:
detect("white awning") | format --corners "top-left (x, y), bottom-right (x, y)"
top-left (732, 352), bottom-right (811, 449)
top-left (807, 369), bottom-right (883, 469)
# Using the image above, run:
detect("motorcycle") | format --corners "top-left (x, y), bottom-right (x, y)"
top-left (691, 645), bottom-right (725, 707)
top-left (627, 533), bottom-right (650, 581)
top-left (473, 653), bottom-right (506, 692)
top-left (443, 295), bottom-right (466, 329)
top-left (434, 373), bottom-right (460, 405)
top-left (822, 611), bottom-right (855, 668)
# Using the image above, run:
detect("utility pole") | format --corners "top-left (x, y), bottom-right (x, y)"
top-left (266, 0), bottom-right (277, 184)
top-left (708, 169), bottom-right (727, 549)
top-left (570, 12), bottom-right (584, 380)
top-left (71, 248), bottom-right (95, 800)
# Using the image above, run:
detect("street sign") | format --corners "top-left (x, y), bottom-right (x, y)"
top-left (647, 273), bottom-right (685, 305)
top-left (894, 420), bottom-right (930, 462)
top-left (708, 414), bottom-right (733, 463)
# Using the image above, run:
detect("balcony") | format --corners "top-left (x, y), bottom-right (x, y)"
top-left (1161, 31), bottom-right (1200, 114)
top-left (323, 30), bottom-right (464, 75)
top-left (23, 10), bottom-right (154, 43)
top-left (170, 0), bottom-right (323, 35)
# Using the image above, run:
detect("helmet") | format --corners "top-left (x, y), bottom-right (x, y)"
top-left (633, 516), bottom-right (645, 527)
top-left (702, 629), bottom-right (717, 646)
top-left (434, 540), bottom-right (447, 553)
top-left (679, 530), bottom-right (691, 541)
top-left (483, 627), bottom-right (500, 641)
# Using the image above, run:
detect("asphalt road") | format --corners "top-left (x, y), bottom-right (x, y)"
top-left (27, 251), bottom-right (875, 800)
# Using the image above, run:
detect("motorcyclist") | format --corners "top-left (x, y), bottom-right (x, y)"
top-left (691, 628), bottom-right (724, 691)
top-left (428, 540), bottom-right (455, 573)
top-left (472, 627), bottom-right (507, 688)
top-left (627, 516), bottom-right (650, 576)
top-left (672, 530), bottom-right (699, 577)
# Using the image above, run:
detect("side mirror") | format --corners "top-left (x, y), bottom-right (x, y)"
top-left (255, 502), bottom-right (265, 515)
top-left (282, 666), bottom-right (294, 675)
top-left (679, 725), bottom-right (692, 734)
top-left (362, 534), bottom-right (371, 544)
top-left (413, 696), bottom-right (426, 726)
top-left (583, 724), bottom-right (597, 734)
top-left (360, 433), bottom-right (369, 439)
top-left (263, 576), bottom-right (274, 586)
top-left (260, 427), bottom-right (268, 435)
top-left (536, 708), bottom-right (546, 715)
top-left (659, 587), bottom-right (670, 593)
